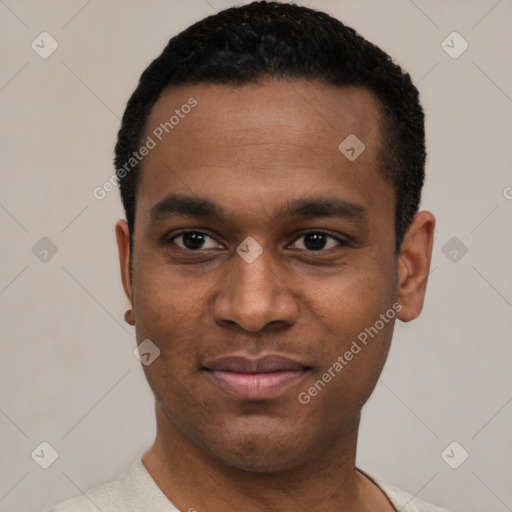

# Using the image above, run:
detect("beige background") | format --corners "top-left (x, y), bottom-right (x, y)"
top-left (1, 0), bottom-right (511, 511)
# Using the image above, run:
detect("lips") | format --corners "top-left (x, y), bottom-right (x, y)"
top-left (202, 354), bottom-right (310, 400)
top-left (204, 355), bottom-right (307, 373)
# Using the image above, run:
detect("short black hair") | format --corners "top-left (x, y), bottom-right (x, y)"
top-left (114, 1), bottom-right (425, 254)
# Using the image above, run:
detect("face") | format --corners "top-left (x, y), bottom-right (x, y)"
top-left (116, 79), bottom-right (431, 472)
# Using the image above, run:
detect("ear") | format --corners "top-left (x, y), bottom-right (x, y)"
top-left (396, 211), bottom-right (435, 322)
top-left (115, 219), bottom-right (133, 306)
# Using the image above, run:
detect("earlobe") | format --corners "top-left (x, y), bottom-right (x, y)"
top-left (124, 309), bottom-right (135, 326)
top-left (396, 211), bottom-right (435, 323)
top-left (115, 219), bottom-right (133, 307)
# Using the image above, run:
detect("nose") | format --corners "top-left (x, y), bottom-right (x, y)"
top-left (212, 244), bottom-right (299, 333)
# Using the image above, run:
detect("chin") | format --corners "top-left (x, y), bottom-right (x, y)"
top-left (210, 443), bottom-right (305, 474)
top-left (199, 420), bottom-right (310, 473)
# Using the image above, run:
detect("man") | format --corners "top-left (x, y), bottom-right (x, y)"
top-left (49, 1), bottom-right (447, 510)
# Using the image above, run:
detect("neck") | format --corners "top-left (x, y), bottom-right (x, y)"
top-left (141, 403), bottom-right (388, 512)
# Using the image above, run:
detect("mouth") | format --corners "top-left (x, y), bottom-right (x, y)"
top-left (202, 354), bottom-right (311, 400)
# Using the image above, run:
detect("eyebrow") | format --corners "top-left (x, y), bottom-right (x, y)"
top-left (149, 194), bottom-right (224, 221)
top-left (148, 193), bottom-right (367, 225)
top-left (279, 196), bottom-right (367, 224)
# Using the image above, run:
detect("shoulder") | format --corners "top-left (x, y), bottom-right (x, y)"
top-left (375, 478), bottom-right (452, 512)
top-left (45, 479), bottom-right (124, 512)
top-left (357, 467), bottom-right (451, 512)
top-left (45, 459), bottom-right (179, 512)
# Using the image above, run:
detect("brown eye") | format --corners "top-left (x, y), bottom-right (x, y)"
top-left (170, 231), bottom-right (223, 251)
top-left (289, 231), bottom-right (344, 251)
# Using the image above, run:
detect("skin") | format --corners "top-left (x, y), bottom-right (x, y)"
top-left (115, 79), bottom-right (435, 511)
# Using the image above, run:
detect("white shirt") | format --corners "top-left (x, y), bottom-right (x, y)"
top-left (47, 460), bottom-right (451, 512)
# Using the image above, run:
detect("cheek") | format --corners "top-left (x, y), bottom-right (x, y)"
top-left (299, 320), bottom-right (394, 428)
top-left (132, 254), bottom-right (209, 332)
top-left (306, 262), bottom-right (396, 389)
top-left (131, 276), bottom-right (202, 385)
top-left (315, 258), bottom-right (395, 330)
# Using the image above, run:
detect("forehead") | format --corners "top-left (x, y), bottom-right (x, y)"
top-left (143, 79), bottom-right (384, 166)
top-left (136, 79), bottom-right (393, 230)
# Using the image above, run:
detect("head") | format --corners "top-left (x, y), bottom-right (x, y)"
top-left (114, 1), bottom-right (434, 472)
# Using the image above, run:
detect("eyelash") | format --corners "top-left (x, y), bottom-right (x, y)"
top-left (166, 229), bottom-right (347, 252)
